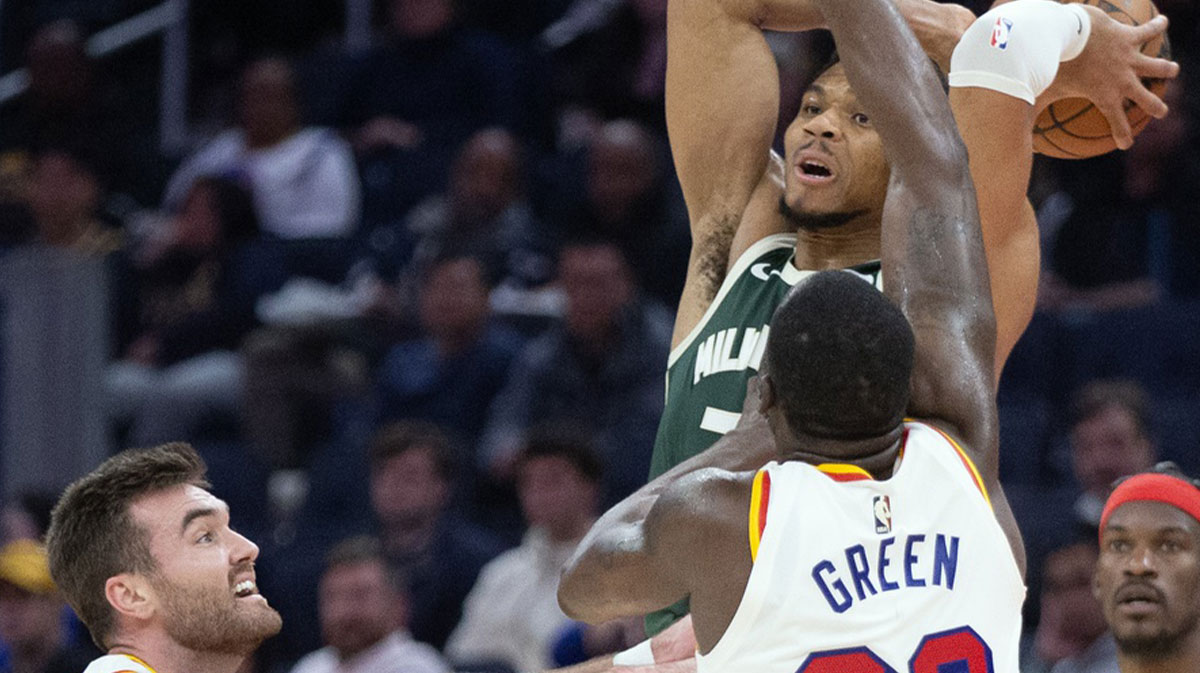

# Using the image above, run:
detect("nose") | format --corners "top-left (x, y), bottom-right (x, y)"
top-left (231, 529), bottom-right (261, 565)
top-left (803, 110), bottom-right (843, 142)
top-left (1124, 546), bottom-right (1158, 577)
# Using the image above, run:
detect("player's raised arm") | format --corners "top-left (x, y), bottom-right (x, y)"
top-left (948, 0), bottom-right (1178, 375)
top-left (664, 0), bottom-right (789, 343)
top-left (666, 0), bottom-right (973, 347)
top-left (808, 0), bottom-right (997, 473)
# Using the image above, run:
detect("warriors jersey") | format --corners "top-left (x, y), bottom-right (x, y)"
top-left (83, 655), bottom-right (158, 673)
top-left (696, 421), bottom-right (1025, 673)
top-left (646, 233), bottom-right (881, 634)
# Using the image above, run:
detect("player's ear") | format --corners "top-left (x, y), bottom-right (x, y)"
top-left (106, 573), bottom-right (155, 621)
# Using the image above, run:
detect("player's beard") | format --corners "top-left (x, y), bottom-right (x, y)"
top-left (1113, 609), bottom-right (1200, 661)
top-left (152, 575), bottom-right (283, 655)
top-left (778, 196), bottom-right (867, 231)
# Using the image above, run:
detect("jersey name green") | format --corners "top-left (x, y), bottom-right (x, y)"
top-left (645, 233), bottom-right (882, 635)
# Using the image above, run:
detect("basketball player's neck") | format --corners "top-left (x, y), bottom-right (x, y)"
top-left (776, 424), bottom-right (906, 480)
top-left (791, 214), bottom-right (880, 271)
top-left (109, 636), bottom-right (247, 673)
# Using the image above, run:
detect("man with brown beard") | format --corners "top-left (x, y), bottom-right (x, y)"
top-left (1094, 463), bottom-right (1200, 673)
top-left (44, 443), bottom-right (282, 673)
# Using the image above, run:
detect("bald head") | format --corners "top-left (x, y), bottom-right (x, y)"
top-left (451, 128), bottom-right (524, 223)
top-left (588, 120), bottom-right (659, 225)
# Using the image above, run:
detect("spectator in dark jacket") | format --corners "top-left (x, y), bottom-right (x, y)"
top-left (106, 177), bottom-right (287, 445)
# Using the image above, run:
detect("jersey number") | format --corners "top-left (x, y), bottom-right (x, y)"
top-left (797, 627), bottom-right (994, 673)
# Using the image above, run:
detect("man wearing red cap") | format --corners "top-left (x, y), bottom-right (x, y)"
top-left (1094, 463), bottom-right (1200, 673)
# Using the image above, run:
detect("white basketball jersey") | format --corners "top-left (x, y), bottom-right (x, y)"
top-left (83, 654), bottom-right (158, 673)
top-left (696, 421), bottom-right (1025, 673)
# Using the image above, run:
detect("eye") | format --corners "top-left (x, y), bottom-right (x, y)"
top-left (197, 531), bottom-right (215, 544)
top-left (852, 112), bottom-right (870, 126)
top-left (1108, 538), bottom-right (1132, 553)
top-left (1161, 539), bottom-right (1182, 553)
top-left (802, 104), bottom-right (823, 116)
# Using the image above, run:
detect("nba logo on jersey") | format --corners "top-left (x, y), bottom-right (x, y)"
top-left (872, 495), bottom-right (892, 534)
top-left (990, 16), bottom-right (1013, 50)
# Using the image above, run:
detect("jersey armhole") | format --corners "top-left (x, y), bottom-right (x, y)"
top-left (907, 419), bottom-right (992, 508)
top-left (748, 468), bottom-right (771, 562)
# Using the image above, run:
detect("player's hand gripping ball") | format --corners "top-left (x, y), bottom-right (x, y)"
top-left (1033, 0), bottom-right (1175, 159)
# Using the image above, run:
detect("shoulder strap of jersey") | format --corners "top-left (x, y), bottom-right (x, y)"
top-left (748, 467), bottom-right (772, 562)
top-left (908, 420), bottom-right (991, 507)
top-left (83, 655), bottom-right (158, 673)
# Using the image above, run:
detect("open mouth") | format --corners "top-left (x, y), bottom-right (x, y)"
top-left (795, 156), bottom-right (836, 184)
top-left (234, 579), bottom-right (259, 598)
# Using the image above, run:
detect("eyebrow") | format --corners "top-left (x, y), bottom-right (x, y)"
top-left (179, 504), bottom-right (228, 536)
top-left (806, 84), bottom-right (825, 97)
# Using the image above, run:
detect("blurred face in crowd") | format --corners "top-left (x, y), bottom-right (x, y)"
top-left (587, 122), bottom-right (658, 226)
top-left (517, 456), bottom-right (597, 543)
top-left (390, 0), bottom-right (454, 38)
top-left (319, 560), bottom-right (403, 659)
top-left (1072, 404), bottom-right (1154, 499)
top-left (451, 129), bottom-right (522, 225)
top-left (1037, 543), bottom-right (1108, 663)
top-left (560, 244), bottom-right (634, 345)
top-left (0, 582), bottom-right (62, 654)
top-left (1095, 501), bottom-right (1200, 659)
top-left (28, 151), bottom-right (99, 243)
top-left (369, 445), bottom-right (448, 529)
top-left (175, 183), bottom-right (223, 253)
top-left (124, 485), bottom-right (281, 654)
top-left (239, 59), bottom-right (299, 148)
top-left (26, 22), bottom-right (91, 109)
top-left (780, 64), bottom-right (889, 225)
top-left (419, 257), bottom-right (490, 347)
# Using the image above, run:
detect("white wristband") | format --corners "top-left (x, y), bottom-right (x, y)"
top-left (949, 0), bottom-right (1093, 104)
top-left (612, 638), bottom-right (656, 667)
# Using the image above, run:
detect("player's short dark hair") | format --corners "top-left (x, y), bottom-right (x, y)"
top-left (814, 51), bottom-right (950, 95)
top-left (368, 420), bottom-right (457, 481)
top-left (45, 443), bottom-right (209, 649)
top-left (1070, 379), bottom-right (1151, 438)
top-left (766, 271), bottom-right (914, 440)
top-left (516, 425), bottom-right (604, 484)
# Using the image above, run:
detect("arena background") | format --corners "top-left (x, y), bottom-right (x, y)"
top-left (0, 0), bottom-right (1196, 672)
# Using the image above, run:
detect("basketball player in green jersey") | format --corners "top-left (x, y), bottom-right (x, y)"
top-left (643, 0), bottom-right (1179, 639)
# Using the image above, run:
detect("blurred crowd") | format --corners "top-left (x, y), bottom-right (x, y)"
top-left (0, 1), bottom-right (1197, 673)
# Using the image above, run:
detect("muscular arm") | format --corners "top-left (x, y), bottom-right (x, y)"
top-left (812, 0), bottom-right (999, 474)
top-left (667, 0), bottom-right (975, 349)
top-left (952, 89), bottom-right (1039, 379)
top-left (558, 468), bottom-right (746, 623)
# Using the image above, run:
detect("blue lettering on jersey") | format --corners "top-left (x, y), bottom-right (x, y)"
top-left (877, 537), bottom-right (900, 591)
top-left (905, 535), bottom-right (926, 587)
top-left (933, 534), bottom-right (960, 590)
top-left (812, 533), bottom-right (962, 613)
top-left (813, 560), bottom-right (853, 613)
top-left (846, 544), bottom-right (878, 600)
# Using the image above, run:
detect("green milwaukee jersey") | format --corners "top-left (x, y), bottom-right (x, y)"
top-left (645, 233), bottom-right (883, 635)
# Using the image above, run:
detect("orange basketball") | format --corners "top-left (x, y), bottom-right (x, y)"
top-left (1032, 0), bottom-right (1171, 159)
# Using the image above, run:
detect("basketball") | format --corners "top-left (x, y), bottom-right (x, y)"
top-left (1032, 0), bottom-right (1171, 159)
